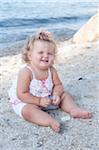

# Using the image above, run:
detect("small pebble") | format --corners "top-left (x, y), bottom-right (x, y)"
top-left (61, 115), bottom-right (71, 122)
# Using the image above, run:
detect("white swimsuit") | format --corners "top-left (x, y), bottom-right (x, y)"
top-left (9, 65), bottom-right (58, 117)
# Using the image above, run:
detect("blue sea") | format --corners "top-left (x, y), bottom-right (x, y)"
top-left (0, 0), bottom-right (99, 48)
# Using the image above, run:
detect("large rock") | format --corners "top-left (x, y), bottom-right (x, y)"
top-left (72, 12), bottom-right (99, 43)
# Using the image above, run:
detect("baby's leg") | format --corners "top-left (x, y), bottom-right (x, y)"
top-left (22, 104), bottom-right (60, 132)
top-left (60, 92), bottom-right (92, 119)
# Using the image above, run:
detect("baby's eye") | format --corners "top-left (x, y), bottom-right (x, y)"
top-left (38, 51), bottom-right (43, 54)
top-left (48, 52), bottom-right (53, 55)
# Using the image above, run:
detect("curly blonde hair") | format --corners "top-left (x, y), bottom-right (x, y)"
top-left (22, 30), bottom-right (57, 63)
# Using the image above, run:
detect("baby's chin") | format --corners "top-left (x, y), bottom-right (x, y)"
top-left (39, 64), bottom-right (48, 69)
top-left (39, 64), bottom-right (52, 70)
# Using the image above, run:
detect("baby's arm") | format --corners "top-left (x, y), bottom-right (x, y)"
top-left (17, 67), bottom-right (40, 105)
top-left (17, 67), bottom-right (50, 107)
top-left (51, 67), bottom-right (64, 97)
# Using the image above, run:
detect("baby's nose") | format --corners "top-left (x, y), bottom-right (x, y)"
top-left (44, 53), bottom-right (48, 57)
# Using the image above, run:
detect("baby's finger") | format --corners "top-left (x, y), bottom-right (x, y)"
top-left (52, 100), bottom-right (57, 105)
top-left (48, 99), bottom-right (51, 104)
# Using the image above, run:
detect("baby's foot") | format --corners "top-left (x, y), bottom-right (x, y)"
top-left (50, 120), bottom-right (60, 133)
top-left (70, 107), bottom-right (92, 119)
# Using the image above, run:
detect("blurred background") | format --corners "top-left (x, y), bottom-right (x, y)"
top-left (0, 0), bottom-right (99, 48)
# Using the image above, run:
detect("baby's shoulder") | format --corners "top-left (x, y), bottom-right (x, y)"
top-left (50, 66), bottom-right (57, 74)
top-left (18, 65), bottom-right (32, 79)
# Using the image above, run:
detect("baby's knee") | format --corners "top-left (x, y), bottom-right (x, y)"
top-left (61, 91), bottom-right (73, 99)
top-left (61, 91), bottom-right (67, 99)
top-left (21, 104), bottom-right (39, 120)
top-left (21, 107), bottom-right (31, 120)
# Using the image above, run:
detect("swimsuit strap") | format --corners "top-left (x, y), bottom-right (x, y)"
top-left (26, 65), bottom-right (35, 78)
top-left (26, 66), bottom-right (51, 80)
top-left (48, 67), bottom-right (52, 80)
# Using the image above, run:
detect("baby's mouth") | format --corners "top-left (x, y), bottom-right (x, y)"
top-left (41, 59), bottom-right (49, 63)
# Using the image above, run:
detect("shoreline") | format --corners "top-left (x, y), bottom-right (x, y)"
top-left (0, 39), bottom-right (99, 150)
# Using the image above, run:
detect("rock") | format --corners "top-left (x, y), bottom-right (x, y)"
top-left (72, 12), bottom-right (99, 43)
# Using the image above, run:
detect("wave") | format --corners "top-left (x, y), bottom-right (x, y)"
top-left (0, 15), bottom-right (91, 28)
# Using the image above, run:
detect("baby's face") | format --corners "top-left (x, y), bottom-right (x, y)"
top-left (30, 40), bottom-right (55, 69)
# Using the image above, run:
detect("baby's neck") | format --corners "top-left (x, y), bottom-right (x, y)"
top-left (29, 64), bottom-right (49, 80)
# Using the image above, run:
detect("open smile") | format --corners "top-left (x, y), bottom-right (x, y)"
top-left (41, 59), bottom-right (49, 63)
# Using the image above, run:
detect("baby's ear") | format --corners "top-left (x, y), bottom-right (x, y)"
top-left (27, 51), bottom-right (32, 61)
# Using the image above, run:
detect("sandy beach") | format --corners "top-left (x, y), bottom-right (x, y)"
top-left (0, 39), bottom-right (99, 150)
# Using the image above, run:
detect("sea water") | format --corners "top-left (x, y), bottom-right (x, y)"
top-left (0, 0), bottom-right (99, 48)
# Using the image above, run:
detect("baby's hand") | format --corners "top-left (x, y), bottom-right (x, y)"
top-left (52, 95), bottom-right (61, 106)
top-left (40, 97), bottom-right (51, 107)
